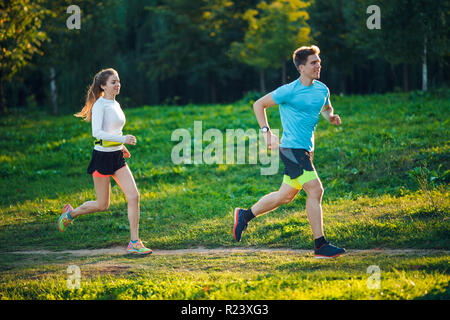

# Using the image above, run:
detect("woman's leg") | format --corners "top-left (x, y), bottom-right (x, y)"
top-left (70, 176), bottom-right (111, 218)
top-left (112, 165), bottom-right (140, 241)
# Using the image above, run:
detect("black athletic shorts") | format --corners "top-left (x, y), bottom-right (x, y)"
top-left (279, 147), bottom-right (315, 180)
top-left (87, 149), bottom-right (126, 175)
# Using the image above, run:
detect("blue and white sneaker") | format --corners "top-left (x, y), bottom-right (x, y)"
top-left (314, 242), bottom-right (346, 259)
top-left (233, 208), bottom-right (248, 242)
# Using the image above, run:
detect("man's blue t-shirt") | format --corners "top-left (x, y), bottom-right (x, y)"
top-left (271, 78), bottom-right (330, 151)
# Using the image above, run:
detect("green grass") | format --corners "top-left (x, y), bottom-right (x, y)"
top-left (0, 251), bottom-right (448, 300)
top-left (0, 90), bottom-right (449, 299)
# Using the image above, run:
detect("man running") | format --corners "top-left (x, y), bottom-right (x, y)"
top-left (233, 45), bottom-right (345, 259)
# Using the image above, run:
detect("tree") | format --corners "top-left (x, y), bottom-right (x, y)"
top-left (142, 0), bottom-right (247, 103)
top-left (348, 0), bottom-right (448, 92)
top-left (0, 0), bottom-right (52, 113)
top-left (308, 0), bottom-right (360, 93)
top-left (230, 0), bottom-right (311, 93)
top-left (35, 0), bottom-right (123, 113)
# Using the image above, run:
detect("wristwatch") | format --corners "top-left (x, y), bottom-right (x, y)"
top-left (261, 126), bottom-right (270, 133)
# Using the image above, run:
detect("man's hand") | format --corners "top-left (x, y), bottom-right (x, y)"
top-left (264, 132), bottom-right (280, 150)
top-left (329, 114), bottom-right (341, 126)
top-left (321, 104), bottom-right (341, 126)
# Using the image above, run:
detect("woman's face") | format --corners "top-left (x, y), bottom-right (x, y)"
top-left (101, 73), bottom-right (121, 97)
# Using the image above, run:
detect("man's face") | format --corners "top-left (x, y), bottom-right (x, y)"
top-left (299, 54), bottom-right (321, 79)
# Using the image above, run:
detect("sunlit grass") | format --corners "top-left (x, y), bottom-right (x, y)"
top-left (0, 251), bottom-right (448, 300)
top-left (0, 90), bottom-right (448, 299)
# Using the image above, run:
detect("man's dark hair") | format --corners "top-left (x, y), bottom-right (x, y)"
top-left (292, 45), bottom-right (320, 69)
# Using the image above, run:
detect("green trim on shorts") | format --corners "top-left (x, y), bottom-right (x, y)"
top-left (283, 170), bottom-right (318, 190)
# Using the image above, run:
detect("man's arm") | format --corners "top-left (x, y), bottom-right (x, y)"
top-left (321, 102), bottom-right (341, 126)
top-left (253, 93), bottom-right (280, 149)
top-left (253, 93), bottom-right (277, 130)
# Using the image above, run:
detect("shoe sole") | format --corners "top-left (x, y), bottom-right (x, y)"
top-left (127, 250), bottom-right (153, 255)
top-left (233, 207), bottom-right (240, 241)
top-left (314, 252), bottom-right (345, 259)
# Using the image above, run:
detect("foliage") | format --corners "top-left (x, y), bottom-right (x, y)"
top-left (2, 0), bottom-right (449, 112)
top-left (308, 0), bottom-right (449, 93)
top-left (0, 0), bottom-right (51, 79)
top-left (230, 0), bottom-right (311, 70)
top-left (363, 0), bottom-right (448, 65)
top-left (0, 0), bottom-right (52, 112)
top-left (141, 0), bottom-right (250, 103)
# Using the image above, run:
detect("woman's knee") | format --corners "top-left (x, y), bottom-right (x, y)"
top-left (126, 191), bottom-right (140, 204)
top-left (96, 201), bottom-right (109, 212)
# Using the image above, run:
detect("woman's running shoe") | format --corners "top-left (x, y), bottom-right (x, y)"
top-left (58, 204), bottom-right (74, 232)
top-left (126, 239), bottom-right (152, 255)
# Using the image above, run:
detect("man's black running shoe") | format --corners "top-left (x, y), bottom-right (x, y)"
top-left (233, 208), bottom-right (248, 242)
top-left (314, 242), bottom-right (345, 259)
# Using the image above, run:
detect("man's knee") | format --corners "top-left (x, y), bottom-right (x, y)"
top-left (277, 189), bottom-right (298, 205)
top-left (304, 180), bottom-right (324, 199)
top-left (279, 195), bottom-right (295, 205)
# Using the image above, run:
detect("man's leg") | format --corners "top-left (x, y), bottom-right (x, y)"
top-left (251, 183), bottom-right (300, 217)
top-left (233, 183), bottom-right (299, 241)
top-left (302, 177), bottom-right (345, 258)
top-left (301, 178), bottom-right (324, 239)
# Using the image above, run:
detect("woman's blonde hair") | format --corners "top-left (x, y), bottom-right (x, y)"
top-left (74, 68), bottom-right (118, 122)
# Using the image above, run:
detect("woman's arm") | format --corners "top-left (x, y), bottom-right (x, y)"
top-left (91, 103), bottom-right (128, 143)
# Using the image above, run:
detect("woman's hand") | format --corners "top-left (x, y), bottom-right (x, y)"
top-left (124, 135), bottom-right (137, 145)
top-left (123, 146), bottom-right (131, 158)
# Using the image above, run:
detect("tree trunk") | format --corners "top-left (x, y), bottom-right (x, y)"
top-left (50, 67), bottom-right (58, 115)
top-left (0, 71), bottom-right (6, 114)
top-left (259, 69), bottom-right (266, 93)
top-left (422, 36), bottom-right (428, 91)
top-left (403, 63), bottom-right (409, 92)
top-left (210, 74), bottom-right (216, 103)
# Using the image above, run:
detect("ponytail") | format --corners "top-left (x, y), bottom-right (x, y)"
top-left (74, 68), bottom-right (117, 122)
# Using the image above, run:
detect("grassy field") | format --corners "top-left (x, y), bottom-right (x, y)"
top-left (0, 250), bottom-right (448, 300)
top-left (0, 89), bottom-right (449, 300)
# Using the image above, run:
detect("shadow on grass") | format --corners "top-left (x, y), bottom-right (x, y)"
top-left (416, 287), bottom-right (450, 300)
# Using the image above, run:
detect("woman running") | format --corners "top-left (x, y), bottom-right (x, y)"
top-left (57, 68), bottom-right (152, 255)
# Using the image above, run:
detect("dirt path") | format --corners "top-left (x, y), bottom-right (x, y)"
top-left (7, 247), bottom-right (449, 256)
